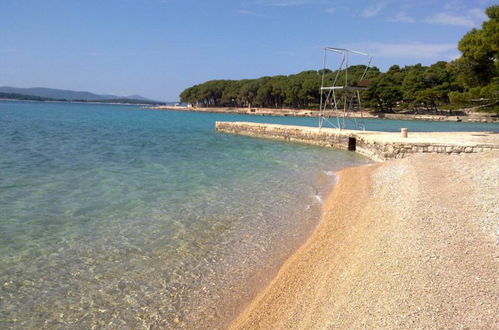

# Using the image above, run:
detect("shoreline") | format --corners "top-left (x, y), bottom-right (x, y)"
top-left (149, 105), bottom-right (499, 123)
top-left (0, 98), bottom-right (160, 106)
top-left (230, 152), bottom-right (498, 328)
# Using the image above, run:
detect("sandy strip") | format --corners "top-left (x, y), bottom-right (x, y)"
top-left (230, 152), bottom-right (498, 329)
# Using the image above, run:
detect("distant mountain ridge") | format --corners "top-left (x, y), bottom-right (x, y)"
top-left (0, 86), bottom-right (157, 102)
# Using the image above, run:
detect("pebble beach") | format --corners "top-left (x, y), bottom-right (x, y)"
top-left (231, 151), bottom-right (498, 329)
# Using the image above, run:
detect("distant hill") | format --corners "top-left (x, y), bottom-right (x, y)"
top-left (0, 92), bottom-right (59, 102)
top-left (125, 94), bottom-right (152, 102)
top-left (0, 86), bottom-right (160, 103)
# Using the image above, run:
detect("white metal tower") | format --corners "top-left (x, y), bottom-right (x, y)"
top-left (319, 47), bottom-right (372, 130)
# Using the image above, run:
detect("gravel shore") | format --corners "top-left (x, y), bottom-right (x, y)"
top-left (231, 151), bottom-right (498, 329)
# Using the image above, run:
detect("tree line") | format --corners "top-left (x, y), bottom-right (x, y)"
top-left (180, 6), bottom-right (498, 113)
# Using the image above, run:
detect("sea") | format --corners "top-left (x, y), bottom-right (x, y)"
top-left (0, 101), bottom-right (497, 329)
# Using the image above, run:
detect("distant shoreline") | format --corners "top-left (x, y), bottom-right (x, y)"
top-left (149, 105), bottom-right (499, 123)
top-left (0, 98), bottom-right (164, 106)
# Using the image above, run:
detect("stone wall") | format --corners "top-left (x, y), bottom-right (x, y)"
top-left (215, 121), bottom-right (353, 149)
top-left (354, 138), bottom-right (497, 162)
top-left (215, 121), bottom-right (499, 162)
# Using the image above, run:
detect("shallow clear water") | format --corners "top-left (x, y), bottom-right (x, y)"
top-left (0, 101), bottom-right (371, 329)
top-left (1, 101), bottom-right (497, 329)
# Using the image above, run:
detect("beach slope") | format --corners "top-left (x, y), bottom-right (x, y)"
top-left (231, 152), bottom-right (498, 329)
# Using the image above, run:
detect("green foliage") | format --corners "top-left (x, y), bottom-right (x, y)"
top-left (365, 68), bottom-right (403, 111)
top-left (447, 5), bottom-right (498, 111)
top-left (180, 66), bottom-right (378, 109)
top-left (449, 78), bottom-right (499, 113)
top-left (179, 61), bottom-right (462, 113)
top-left (453, 5), bottom-right (498, 88)
top-left (365, 62), bottom-right (457, 112)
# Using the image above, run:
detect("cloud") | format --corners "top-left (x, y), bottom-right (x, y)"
top-left (348, 42), bottom-right (458, 60)
top-left (361, 2), bottom-right (387, 17)
top-left (250, 0), bottom-right (309, 6)
top-left (249, 0), bottom-right (327, 6)
top-left (443, 0), bottom-right (463, 11)
top-left (237, 9), bottom-right (270, 18)
top-left (325, 7), bottom-right (336, 14)
top-left (389, 11), bottom-right (415, 23)
top-left (468, 7), bottom-right (487, 21)
top-left (425, 12), bottom-right (475, 27)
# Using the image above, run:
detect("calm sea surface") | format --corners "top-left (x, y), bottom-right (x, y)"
top-left (0, 101), bottom-right (497, 329)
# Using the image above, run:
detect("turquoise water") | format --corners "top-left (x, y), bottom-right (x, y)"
top-left (225, 113), bottom-right (499, 132)
top-left (0, 101), bottom-right (497, 329)
top-left (1, 101), bottom-right (370, 329)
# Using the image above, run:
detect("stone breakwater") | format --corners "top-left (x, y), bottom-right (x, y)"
top-left (215, 121), bottom-right (499, 162)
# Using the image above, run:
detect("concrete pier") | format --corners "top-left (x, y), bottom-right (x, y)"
top-left (215, 121), bottom-right (499, 162)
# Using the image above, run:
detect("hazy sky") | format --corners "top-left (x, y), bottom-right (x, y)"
top-left (0, 0), bottom-right (494, 101)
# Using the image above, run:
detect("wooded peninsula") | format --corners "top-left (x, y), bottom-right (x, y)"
top-left (180, 6), bottom-right (498, 114)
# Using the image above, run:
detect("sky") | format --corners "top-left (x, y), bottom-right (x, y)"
top-left (0, 0), bottom-right (495, 101)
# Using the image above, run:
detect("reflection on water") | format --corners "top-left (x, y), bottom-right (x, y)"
top-left (0, 102), bottom-right (370, 328)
